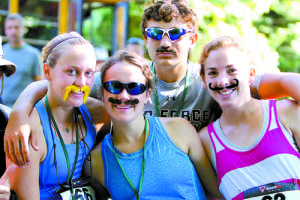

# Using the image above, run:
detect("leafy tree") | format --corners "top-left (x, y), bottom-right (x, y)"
top-left (127, 0), bottom-right (300, 72)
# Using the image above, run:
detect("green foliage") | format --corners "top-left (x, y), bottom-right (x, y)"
top-left (81, 0), bottom-right (300, 72)
top-left (127, 0), bottom-right (300, 72)
top-left (82, 6), bottom-right (113, 50)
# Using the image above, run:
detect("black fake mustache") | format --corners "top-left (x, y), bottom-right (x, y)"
top-left (208, 78), bottom-right (239, 91)
top-left (108, 97), bottom-right (139, 105)
top-left (156, 46), bottom-right (176, 54)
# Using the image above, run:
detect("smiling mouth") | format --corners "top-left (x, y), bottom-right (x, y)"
top-left (114, 104), bottom-right (133, 109)
top-left (157, 52), bottom-right (176, 56)
top-left (218, 88), bottom-right (236, 96)
top-left (71, 91), bottom-right (83, 94)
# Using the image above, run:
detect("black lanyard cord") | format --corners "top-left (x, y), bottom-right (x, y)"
top-left (44, 95), bottom-right (80, 196)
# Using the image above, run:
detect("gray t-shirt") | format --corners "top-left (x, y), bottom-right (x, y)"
top-left (144, 62), bottom-right (222, 132)
top-left (2, 43), bottom-right (43, 108)
top-left (91, 62), bottom-right (262, 132)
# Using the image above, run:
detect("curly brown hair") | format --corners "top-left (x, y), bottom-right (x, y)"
top-left (141, 0), bottom-right (199, 38)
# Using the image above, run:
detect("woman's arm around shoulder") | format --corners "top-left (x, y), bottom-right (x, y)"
top-left (8, 108), bottom-right (47, 200)
top-left (84, 97), bottom-right (110, 133)
top-left (276, 99), bottom-right (300, 148)
top-left (4, 80), bottom-right (48, 167)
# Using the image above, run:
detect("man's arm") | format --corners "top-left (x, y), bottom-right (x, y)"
top-left (257, 72), bottom-right (300, 101)
top-left (4, 80), bottom-right (48, 167)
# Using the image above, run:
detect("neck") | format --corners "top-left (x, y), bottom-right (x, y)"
top-left (112, 115), bottom-right (146, 145)
top-left (9, 40), bottom-right (24, 48)
top-left (154, 62), bottom-right (188, 83)
top-left (220, 98), bottom-right (262, 125)
top-left (45, 91), bottom-right (74, 124)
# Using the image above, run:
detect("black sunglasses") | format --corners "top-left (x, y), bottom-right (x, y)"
top-left (102, 81), bottom-right (148, 95)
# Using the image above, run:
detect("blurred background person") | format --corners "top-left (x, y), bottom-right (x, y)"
top-left (1, 13), bottom-right (43, 108)
top-left (94, 45), bottom-right (109, 72)
top-left (126, 37), bottom-right (145, 58)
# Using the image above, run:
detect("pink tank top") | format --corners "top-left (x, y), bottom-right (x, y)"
top-left (208, 100), bottom-right (300, 200)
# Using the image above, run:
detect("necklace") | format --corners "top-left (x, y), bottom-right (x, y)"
top-left (48, 104), bottom-right (75, 143)
top-left (111, 116), bottom-right (148, 200)
top-left (45, 95), bottom-right (79, 200)
top-left (152, 62), bottom-right (189, 117)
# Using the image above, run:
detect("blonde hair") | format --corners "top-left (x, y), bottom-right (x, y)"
top-left (42, 32), bottom-right (93, 68)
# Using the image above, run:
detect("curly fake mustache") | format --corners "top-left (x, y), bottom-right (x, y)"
top-left (108, 97), bottom-right (139, 105)
top-left (63, 85), bottom-right (91, 103)
top-left (208, 78), bottom-right (239, 91)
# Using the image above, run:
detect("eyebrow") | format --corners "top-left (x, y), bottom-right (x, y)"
top-left (207, 64), bottom-right (235, 71)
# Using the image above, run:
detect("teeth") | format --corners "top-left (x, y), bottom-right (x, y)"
top-left (219, 90), bottom-right (233, 95)
top-left (72, 91), bottom-right (83, 94)
top-left (115, 105), bottom-right (131, 109)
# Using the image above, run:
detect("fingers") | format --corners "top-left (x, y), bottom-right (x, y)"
top-left (5, 139), bottom-right (18, 167)
top-left (5, 125), bottom-right (33, 167)
top-left (0, 164), bottom-right (17, 185)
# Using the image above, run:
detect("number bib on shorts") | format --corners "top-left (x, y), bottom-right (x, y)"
top-left (243, 182), bottom-right (300, 200)
top-left (59, 186), bottom-right (96, 200)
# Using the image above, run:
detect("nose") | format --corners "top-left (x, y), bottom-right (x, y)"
top-left (117, 87), bottom-right (130, 101)
top-left (160, 33), bottom-right (172, 47)
top-left (75, 73), bottom-right (86, 88)
top-left (216, 73), bottom-right (230, 88)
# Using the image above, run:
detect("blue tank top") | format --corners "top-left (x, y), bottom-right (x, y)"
top-left (35, 100), bottom-right (96, 199)
top-left (101, 116), bottom-right (206, 199)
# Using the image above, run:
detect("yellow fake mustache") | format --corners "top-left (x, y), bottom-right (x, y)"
top-left (63, 85), bottom-right (91, 103)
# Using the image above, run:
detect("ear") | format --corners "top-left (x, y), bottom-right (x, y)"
top-left (100, 86), bottom-right (105, 100)
top-left (189, 32), bottom-right (198, 50)
top-left (20, 25), bottom-right (26, 37)
top-left (249, 67), bottom-right (256, 84)
top-left (144, 88), bottom-right (152, 104)
top-left (43, 63), bottom-right (51, 80)
top-left (200, 65), bottom-right (208, 89)
top-left (143, 35), bottom-right (149, 49)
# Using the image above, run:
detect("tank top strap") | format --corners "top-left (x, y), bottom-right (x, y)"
top-left (266, 99), bottom-right (280, 132)
top-left (207, 122), bottom-right (225, 155)
top-left (78, 104), bottom-right (96, 140)
top-left (35, 100), bottom-right (55, 147)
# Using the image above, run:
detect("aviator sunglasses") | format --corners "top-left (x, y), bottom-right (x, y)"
top-left (102, 80), bottom-right (148, 95)
top-left (145, 27), bottom-right (193, 41)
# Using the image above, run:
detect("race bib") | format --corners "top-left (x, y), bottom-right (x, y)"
top-left (59, 186), bottom-right (96, 200)
top-left (243, 182), bottom-right (300, 200)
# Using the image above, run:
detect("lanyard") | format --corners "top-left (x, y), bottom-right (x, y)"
top-left (151, 62), bottom-right (189, 117)
top-left (111, 116), bottom-right (148, 200)
top-left (45, 95), bottom-right (79, 199)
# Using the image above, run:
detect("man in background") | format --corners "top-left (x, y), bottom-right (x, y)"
top-left (2, 13), bottom-right (43, 108)
top-left (126, 37), bottom-right (145, 57)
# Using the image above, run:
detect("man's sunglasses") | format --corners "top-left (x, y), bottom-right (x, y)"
top-left (102, 81), bottom-right (148, 95)
top-left (145, 27), bottom-right (193, 41)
